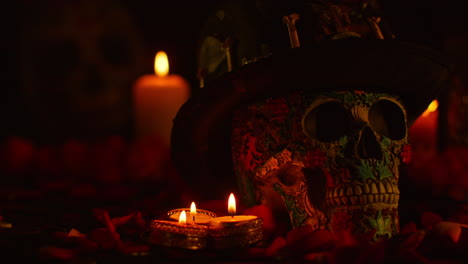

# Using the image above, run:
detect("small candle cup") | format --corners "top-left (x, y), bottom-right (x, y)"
top-left (149, 220), bottom-right (209, 250)
top-left (208, 216), bottom-right (263, 248)
top-left (168, 208), bottom-right (217, 225)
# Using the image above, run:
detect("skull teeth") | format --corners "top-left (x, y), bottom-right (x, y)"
top-left (354, 185), bottom-right (363, 195)
top-left (378, 182), bottom-right (386, 193)
top-left (364, 184), bottom-right (371, 194)
top-left (341, 196), bottom-right (348, 205)
top-left (325, 179), bottom-right (399, 207)
top-left (328, 180), bottom-right (398, 195)
top-left (385, 182), bottom-right (393, 193)
top-left (326, 193), bottom-right (399, 207)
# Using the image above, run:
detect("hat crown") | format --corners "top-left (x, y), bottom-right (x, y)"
top-left (197, 0), bottom-right (392, 86)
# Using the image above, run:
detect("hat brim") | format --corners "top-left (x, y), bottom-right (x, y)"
top-left (171, 39), bottom-right (452, 200)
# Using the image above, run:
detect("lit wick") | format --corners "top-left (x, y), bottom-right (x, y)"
top-left (228, 193), bottom-right (236, 218)
top-left (190, 201), bottom-right (197, 222)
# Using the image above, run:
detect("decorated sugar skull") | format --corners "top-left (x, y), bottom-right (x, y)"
top-left (171, 0), bottom-right (451, 241)
top-left (231, 91), bottom-right (410, 239)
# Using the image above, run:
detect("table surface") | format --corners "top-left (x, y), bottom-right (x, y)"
top-left (1, 181), bottom-right (467, 264)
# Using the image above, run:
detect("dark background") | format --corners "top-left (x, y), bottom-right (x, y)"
top-left (0, 3), bottom-right (465, 259)
top-left (2, 0), bottom-right (219, 144)
top-left (1, 0), bottom-right (466, 144)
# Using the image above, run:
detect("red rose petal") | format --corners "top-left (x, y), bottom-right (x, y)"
top-left (286, 224), bottom-right (315, 245)
top-left (290, 229), bottom-right (336, 253)
top-left (421, 211), bottom-right (443, 229)
top-left (334, 229), bottom-right (358, 247)
top-left (40, 246), bottom-right (76, 260)
top-left (264, 236), bottom-right (287, 257)
top-left (401, 230), bottom-right (426, 252)
top-left (120, 243), bottom-right (151, 255)
top-left (432, 221), bottom-right (463, 244)
top-left (400, 222), bottom-right (418, 235)
top-left (247, 247), bottom-right (266, 258)
top-left (303, 252), bottom-right (328, 262)
top-left (111, 211), bottom-right (137, 227)
top-left (87, 228), bottom-right (119, 250)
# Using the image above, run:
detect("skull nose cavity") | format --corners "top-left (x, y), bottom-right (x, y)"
top-left (357, 126), bottom-right (382, 160)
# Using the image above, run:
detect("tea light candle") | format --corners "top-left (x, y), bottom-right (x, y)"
top-left (133, 51), bottom-right (190, 147)
top-left (168, 202), bottom-right (217, 225)
top-left (208, 193), bottom-right (263, 248)
top-left (209, 193), bottom-right (259, 228)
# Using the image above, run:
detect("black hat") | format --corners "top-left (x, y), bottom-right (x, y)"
top-left (171, 1), bottom-right (453, 200)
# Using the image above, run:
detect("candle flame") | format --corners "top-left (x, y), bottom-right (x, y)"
top-left (154, 51), bottom-right (169, 77)
top-left (190, 202), bottom-right (196, 214)
top-left (422, 100), bottom-right (438, 116)
top-left (228, 193), bottom-right (236, 216)
top-left (427, 100), bottom-right (438, 112)
top-left (178, 210), bottom-right (187, 224)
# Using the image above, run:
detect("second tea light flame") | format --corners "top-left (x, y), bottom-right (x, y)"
top-left (154, 51), bottom-right (169, 77)
top-left (228, 193), bottom-right (236, 216)
top-left (179, 210), bottom-right (187, 224)
top-left (190, 202), bottom-right (196, 222)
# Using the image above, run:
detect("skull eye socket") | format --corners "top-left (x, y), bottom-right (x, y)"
top-left (369, 99), bottom-right (406, 140)
top-left (304, 101), bottom-right (350, 142)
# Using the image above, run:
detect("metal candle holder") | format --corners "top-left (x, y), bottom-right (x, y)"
top-left (208, 217), bottom-right (263, 249)
top-left (149, 220), bottom-right (209, 250)
top-left (149, 217), bottom-right (263, 250)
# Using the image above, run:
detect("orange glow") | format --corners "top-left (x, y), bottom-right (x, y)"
top-left (190, 202), bottom-right (196, 214)
top-left (427, 100), bottom-right (438, 112)
top-left (154, 51), bottom-right (169, 77)
top-left (228, 193), bottom-right (236, 216)
top-left (422, 100), bottom-right (439, 116)
top-left (178, 210), bottom-right (187, 224)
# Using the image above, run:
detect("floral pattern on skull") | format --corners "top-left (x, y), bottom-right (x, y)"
top-left (231, 91), bottom-right (408, 240)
